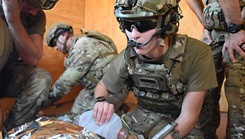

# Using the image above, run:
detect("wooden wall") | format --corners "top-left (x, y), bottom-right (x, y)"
top-left (38, 0), bottom-right (228, 111)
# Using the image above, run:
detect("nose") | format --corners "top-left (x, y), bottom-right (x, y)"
top-left (131, 26), bottom-right (140, 40)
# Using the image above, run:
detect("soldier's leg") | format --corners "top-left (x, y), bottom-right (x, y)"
top-left (224, 58), bottom-right (245, 139)
top-left (198, 37), bottom-right (225, 139)
top-left (4, 65), bottom-right (52, 130)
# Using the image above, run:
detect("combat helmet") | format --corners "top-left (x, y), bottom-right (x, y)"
top-left (46, 22), bottom-right (73, 47)
top-left (114, 0), bottom-right (182, 37)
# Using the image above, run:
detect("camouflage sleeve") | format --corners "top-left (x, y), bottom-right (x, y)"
top-left (49, 65), bottom-right (93, 102)
top-left (49, 68), bottom-right (79, 101)
top-left (49, 36), bottom-right (104, 102)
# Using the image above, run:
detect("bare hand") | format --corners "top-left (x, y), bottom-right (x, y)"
top-left (201, 28), bottom-right (213, 45)
top-left (222, 30), bottom-right (245, 63)
top-left (93, 101), bottom-right (114, 125)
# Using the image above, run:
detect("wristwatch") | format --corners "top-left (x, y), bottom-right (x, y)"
top-left (95, 96), bottom-right (107, 103)
top-left (227, 23), bottom-right (244, 34)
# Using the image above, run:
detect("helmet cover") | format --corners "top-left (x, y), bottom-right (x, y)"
top-left (46, 22), bottom-right (73, 47)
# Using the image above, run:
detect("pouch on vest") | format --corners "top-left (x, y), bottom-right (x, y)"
top-left (121, 107), bottom-right (176, 139)
top-left (202, 1), bottom-right (226, 30)
top-left (203, 0), bottom-right (245, 31)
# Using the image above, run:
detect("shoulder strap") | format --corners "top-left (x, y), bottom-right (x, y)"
top-left (165, 34), bottom-right (187, 81)
top-left (80, 29), bottom-right (118, 54)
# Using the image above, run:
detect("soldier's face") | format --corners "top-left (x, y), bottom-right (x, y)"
top-left (54, 35), bottom-right (67, 54)
top-left (125, 27), bottom-right (158, 56)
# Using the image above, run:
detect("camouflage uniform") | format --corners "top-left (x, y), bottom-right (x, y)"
top-left (0, 6), bottom-right (52, 130)
top-left (223, 50), bottom-right (245, 139)
top-left (201, 0), bottom-right (245, 138)
top-left (49, 34), bottom-right (128, 114)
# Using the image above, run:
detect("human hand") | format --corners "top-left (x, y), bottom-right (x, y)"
top-left (2, 0), bottom-right (21, 20)
top-left (222, 30), bottom-right (245, 63)
top-left (201, 28), bottom-right (213, 45)
top-left (93, 101), bottom-right (114, 125)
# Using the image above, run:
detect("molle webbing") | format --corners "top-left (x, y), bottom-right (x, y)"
top-left (129, 34), bottom-right (187, 115)
top-left (129, 34), bottom-right (187, 100)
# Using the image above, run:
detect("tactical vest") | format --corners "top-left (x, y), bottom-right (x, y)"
top-left (202, 0), bottom-right (245, 30)
top-left (70, 30), bottom-right (118, 89)
top-left (127, 34), bottom-right (187, 115)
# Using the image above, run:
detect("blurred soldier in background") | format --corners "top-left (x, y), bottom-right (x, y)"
top-left (0, 0), bottom-right (57, 130)
top-left (44, 22), bottom-right (128, 115)
top-left (187, 0), bottom-right (245, 138)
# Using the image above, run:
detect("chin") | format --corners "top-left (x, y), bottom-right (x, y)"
top-left (134, 48), bottom-right (146, 55)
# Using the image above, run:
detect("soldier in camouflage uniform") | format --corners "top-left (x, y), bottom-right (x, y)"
top-left (0, 0), bottom-right (58, 130)
top-left (91, 0), bottom-right (218, 138)
top-left (44, 22), bottom-right (128, 115)
top-left (187, 0), bottom-right (245, 138)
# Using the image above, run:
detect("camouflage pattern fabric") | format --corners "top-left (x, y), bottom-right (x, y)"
top-left (197, 30), bottom-right (226, 139)
top-left (0, 2), bottom-right (49, 131)
top-left (200, 1), bottom-right (245, 138)
top-left (202, 1), bottom-right (226, 30)
top-left (202, 0), bottom-right (245, 31)
top-left (201, 27), bottom-right (245, 138)
top-left (223, 47), bottom-right (245, 139)
top-left (49, 36), bottom-right (128, 114)
top-left (122, 107), bottom-right (204, 139)
top-left (0, 60), bottom-right (52, 130)
top-left (119, 35), bottom-right (215, 139)
top-left (71, 88), bottom-right (95, 114)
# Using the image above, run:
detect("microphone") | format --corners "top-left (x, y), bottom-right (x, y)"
top-left (127, 31), bottom-right (161, 48)
top-left (127, 40), bottom-right (139, 48)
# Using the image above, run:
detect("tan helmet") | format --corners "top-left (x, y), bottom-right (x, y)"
top-left (114, 0), bottom-right (182, 36)
top-left (46, 22), bottom-right (73, 47)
